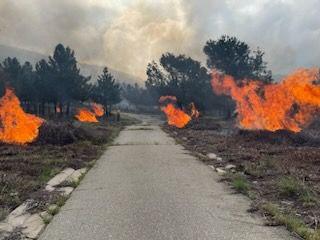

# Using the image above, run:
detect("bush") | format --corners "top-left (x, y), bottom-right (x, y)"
top-left (36, 121), bottom-right (112, 146)
top-left (36, 121), bottom-right (84, 145)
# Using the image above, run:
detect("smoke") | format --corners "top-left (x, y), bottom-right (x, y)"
top-left (103, 0), bottom-right (196, 79)
top-left (0, 0), bottom-right (320, 81)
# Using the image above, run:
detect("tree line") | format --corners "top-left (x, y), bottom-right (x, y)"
top-left (0, 35), bottom-right (273, 118)
top-left (143, 35), bottom-right (272, 116)
top-left (0, 44), bottom-right (121, 117)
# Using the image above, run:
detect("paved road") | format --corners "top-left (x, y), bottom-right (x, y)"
top-left (40, 115), bottom-right (293, 240)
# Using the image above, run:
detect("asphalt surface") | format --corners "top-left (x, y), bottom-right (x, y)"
top-left (40, 114), bottom-right (294, 240)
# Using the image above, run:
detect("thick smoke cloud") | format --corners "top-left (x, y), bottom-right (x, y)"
top-left (0, 0), bottom-right (320, 81)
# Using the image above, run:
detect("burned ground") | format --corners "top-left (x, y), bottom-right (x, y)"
top-left (163, 118), bottom-right (320, 235)
top-left (0, 116), bottom-right (137, 221)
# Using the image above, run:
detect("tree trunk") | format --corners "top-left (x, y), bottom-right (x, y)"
top-left (47, 104), bottom-right (51, 116)
top-left (54, 103), bottom-right (57, 115)
top-left (104, 104), bottom-right (109, 117)
top-left (66, 102), bottom-right (70, 116)
top-left (109, 105), bottom-right (112, 116)
top-left (41, 102), bottom-right (45, 116)
top-left (33, 103), bottom-right (38, 115)
top-left (59, 103), bottom-right (63, 117)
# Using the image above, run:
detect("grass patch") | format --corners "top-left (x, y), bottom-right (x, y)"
top-left (0, 207), bottom-right (9, 221)
top-left (278, 176), bottom-right (304, 197)
top-left (42, 216), bottom-right (51, 225)
top-left (47, 205), bottom-right (59, 216)
top-left (277, 177), bottom-right (318, 206)
top-left (263, 202), bottom-right (319, 240)
top-left (38, 167), bottom-right (60, 183)
top-left (55, 195), bottom-right (69, 207)
top-left (231, 174), bottom-right (250, 194)
top-left (244, 158), bottom-right (277, 178)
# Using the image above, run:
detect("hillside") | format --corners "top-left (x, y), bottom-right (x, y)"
top-left (0, 44), bottom-right (142, 84)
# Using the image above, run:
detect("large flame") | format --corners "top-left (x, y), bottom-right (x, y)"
top-left (75, 108), bottom-right (99, 123)
top-left (75, 103), bottom-right (104, 123)
top-left (160, 96), bottom-right (200, 128)
top-left (211, 68), bottom-right (320, 132)
top-left (0, 88), bottom-right (44, 144)
top-left (161, 103), bottom-right (191, 128)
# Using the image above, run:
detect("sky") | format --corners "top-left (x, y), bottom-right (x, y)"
top-left (0, 0), bottom-right (320, 81)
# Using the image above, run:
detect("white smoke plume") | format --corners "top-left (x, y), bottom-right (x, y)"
top-left (0, 0), bottom-right (320, 81)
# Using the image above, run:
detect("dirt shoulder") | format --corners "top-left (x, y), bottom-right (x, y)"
top-left (0, 115), bottom-right (138, 222)
top-left (163, 117), bottom-right (320, 240)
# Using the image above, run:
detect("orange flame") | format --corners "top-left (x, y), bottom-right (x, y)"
top-left (91, 103), bottom-right (104, 117)
top-left (190, 102), bottom-right (200, 119)
top-left (75, 108), bottom-right (99, 123)
top-left (161, 103), bottom-right (191, 128)
top-left (75, 103), bottom-right (105, 123)
top-left (0, 88), bottom-right (44, 144)
top-left (211, 68), bottom-right (320, 132)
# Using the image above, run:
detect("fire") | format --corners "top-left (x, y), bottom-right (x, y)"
top-left (161, 103), bottom-right (191, 128)
top-left (75, 103), bottom-right (104, 123)
top-left (0, 88), bottom-right (44, 144)
top-left (159, 96), bottom-right (200, 128)
top-left (190, 102), bottom-right (200, 118)
top-left (211, 68), bottom-right (320, 132)
top-left (75, 108), bottom-right (99, 123)
top-left (91, 103), bottom-right (104, 117)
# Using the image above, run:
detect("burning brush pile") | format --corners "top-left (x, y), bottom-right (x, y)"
top-left (159, 96), bottom-right (200, 128)
top-left (75, 103), bottom-right (105, 123)
top-left (209, 67), bottom-right (320, 147)
top-left (0, 87), bottom-right (107, 146)
top-left (212, 68), bottom-right (320, 133)
top-left (0, 88), bottom-right (44, 145)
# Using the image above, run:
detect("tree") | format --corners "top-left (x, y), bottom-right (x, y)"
top-left (46, 44), bottom-right (91, 115)
top-left (145, 61), bottom-right (167, 98)
top-left (122, 83), bottom-right (154, 106)
top-left (91, 67), bottom-right (121, 115)
top-left (1, 58), bottom-right (39, 112)
top-left (203, 35), bottom-right (272, 82)
top-left (19, 62), bottom-right (36, 100)
top-left (146, 53), bottom-right (211, 110)
top-left (35, 59), bottom-right (57, 114)
top-left (0, 57), bottom-right (22, 92)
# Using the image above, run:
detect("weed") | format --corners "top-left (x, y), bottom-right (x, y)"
top-left (277, 176), bottom-right (319, 206)
top-left (55, 195), bottom-right (69, 207)
top-left (232, 174), bottom-right (250, 194)
top-left (47, 205), bottom-right (60, 216)
top-left (244, 157), bottom-right (277, 178)
top-left (38, 167), bottom-right (60, 183)
top-left (0, 208), bottom-right (9, 221)
top-left (262, 202), bottom-right (319, 240)
top-left (69, 173), bottom-right (85, 188)
top-left (277, 176), bottom-right (303, 197)
top-left (41, 213), bottom-right (53, 224)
